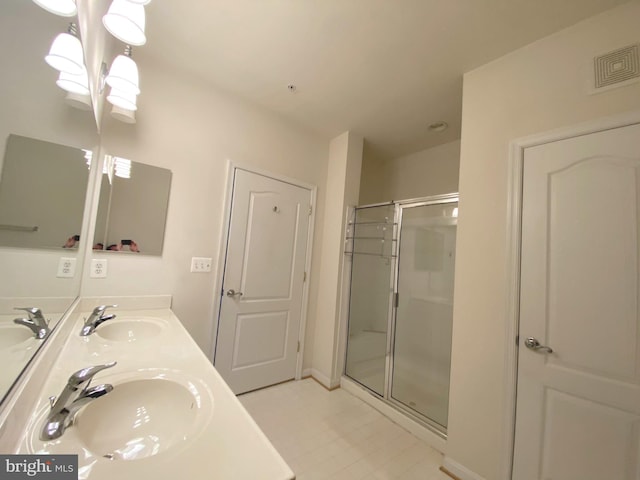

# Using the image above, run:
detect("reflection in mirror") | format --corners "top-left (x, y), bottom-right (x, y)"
top-left (0, 0), bottom-right (99, 409)
top-left (0, 134), bottom-right (89, 250)
top-left (94, 155), bottom-right (171, 256)
top-left (0, 298), bottom-right (74, 404)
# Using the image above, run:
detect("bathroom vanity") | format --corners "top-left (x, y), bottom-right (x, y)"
top-left (0, 297), bottom-right (294, 480)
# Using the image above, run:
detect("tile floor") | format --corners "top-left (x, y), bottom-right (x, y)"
top-left (239, 378), bottom-right (451, 480)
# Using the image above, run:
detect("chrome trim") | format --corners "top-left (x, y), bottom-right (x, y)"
top-left (524, 337), bottom-right (553, 354)
top-left (79, 305), bottom-right (117, 336)
top-left (0, 224), bottom-right (38, 232)
top-left (13, 307), bottom-right (50, 340)
top-left (395, 192), bottom-right (459, 206)
top-left (41, 362), bottom-right (116, 440)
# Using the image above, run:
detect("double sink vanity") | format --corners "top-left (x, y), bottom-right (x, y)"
top-left (0, 296), bottom-right (294, 479)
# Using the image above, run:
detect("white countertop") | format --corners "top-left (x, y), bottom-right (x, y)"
top-left (17, 307), bottom-right (295, 480)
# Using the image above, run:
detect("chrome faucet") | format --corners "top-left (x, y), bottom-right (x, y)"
top-left (80, 304), bottom-right (117, 336)
top-left (13, 307), bottom-right (50, 340)
top-left (40, 361), bottom-right (116, 441)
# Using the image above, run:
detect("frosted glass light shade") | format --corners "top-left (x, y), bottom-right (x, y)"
top-left (111, 105), bottom-right (136, 124)
top-left (106, 54), bottom-right (140, 95)
top-left (107, 87), bottom-right (138, 111)
top-left (65, 92), bottom-right (92, 111)
top-left (45, 32), bottom-right (84, 75)
top-left (57, 67), bottom-right (90, 95)
top-left (103, 0), bottom-right (146, 46)
top-left (127, 0), bottom-right (151, 4)
top-left (33, 0), bottom-right (77, 17)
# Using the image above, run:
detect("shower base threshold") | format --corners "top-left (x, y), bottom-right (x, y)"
top-left (341, 375), bottom-right (447, 455)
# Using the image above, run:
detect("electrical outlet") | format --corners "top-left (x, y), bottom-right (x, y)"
top-left (57, 257), bottom-right (76, 278)
top-left (91, 259), bottom-right (108, 278)
top-left (191, 257), bottom-right (212, 273)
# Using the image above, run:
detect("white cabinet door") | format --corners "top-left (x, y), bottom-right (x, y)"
top-left (513, 123), bottom-right (640, 479)
top-left (214, 169), bottom-right (311, 394)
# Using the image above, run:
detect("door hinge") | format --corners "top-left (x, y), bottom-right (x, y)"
top-left (297, 341), bottom-right (300, 353)
top-left (308, 205), bottom-right (313, 216)
top-left (394, 292), bottom-right (399, 308)
top-left (303, 271), bottom-right (307, 282)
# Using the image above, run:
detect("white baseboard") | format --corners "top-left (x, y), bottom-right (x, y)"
top-left (309, 368), bottom-right (340, 389)
top-left (302, 368), bottom-right (312, 378)
top-left (341, 376), bottom-right (447, 454)
top-left (442, 457), bottom-right (486, 480)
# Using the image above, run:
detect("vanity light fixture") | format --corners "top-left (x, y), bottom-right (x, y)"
top-left (56, 66), bottom-right (90, 96)
top-left (103, 0), bottom-right (147, 46)
top-left (64, 92), bottom-right (92, 111)
top-left (107, 86), bottom-right (138, 111)
top-left (110, 105), bottom-right (136, 124)
top-left (83, 149), bottom-right (93, 166)
top-left (114, 157), bottom-right (132, 179)
top-left (32, 0), bottom-right (77, 17)
top-left (45, 22), bottom-right (84, 75)
top-left (105, 45), bottom-right (140, 95)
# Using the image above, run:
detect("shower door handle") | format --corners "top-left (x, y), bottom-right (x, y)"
top-left (524, 337), bottom-right (553, 354)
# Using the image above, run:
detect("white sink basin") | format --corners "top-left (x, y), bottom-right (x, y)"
top-left (75, 378), bottom-right (202, 460)
top-left (95, 317), bottom-right (166, 343)
top-left (28, 372), bottom-right (213, 467)
top-left (0, 324), bottom-right (35, 348)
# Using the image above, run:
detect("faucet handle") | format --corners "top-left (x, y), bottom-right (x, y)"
top-left (68, 361), bottom-right (117, 389)
top-left (92, 304), bottom-right (118, 315)
top-left (15, 307), bottom-right (45, 322)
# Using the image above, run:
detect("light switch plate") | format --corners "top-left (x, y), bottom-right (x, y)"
top-left (191, 257), bottom-right (212, 273)
top-left (91, 259), bottom-right (108, 278)
top-left (57, 257), bottom-right (76, 278)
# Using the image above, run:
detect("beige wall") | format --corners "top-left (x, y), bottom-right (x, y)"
top-left (311, 132), bottom-right (363, 386)
top-left (359, 139), bottom-right (460, 204)
top-left (448, 3), bottom-right (640, 479)
top-left (84, 60), bottom-right (329, 361)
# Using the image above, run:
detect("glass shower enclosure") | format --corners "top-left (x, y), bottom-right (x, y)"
top-left (344, 194), bottom-right (458, 434)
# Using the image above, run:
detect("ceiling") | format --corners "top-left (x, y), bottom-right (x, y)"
top-left (139, 0), bottom-right (630, 160)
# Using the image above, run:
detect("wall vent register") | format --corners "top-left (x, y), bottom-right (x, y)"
top-left (593, 44), bottom-right (639, 89)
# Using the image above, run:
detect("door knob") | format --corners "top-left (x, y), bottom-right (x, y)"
top-left (226, 289), bottom-right (243, 297)
top-left (524, 337), bottom-right (553, 354)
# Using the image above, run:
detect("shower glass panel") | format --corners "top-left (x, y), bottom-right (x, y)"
top-left (391, 202), bottom-right (457, 429)
top-left (344, 204), bottom-right (396, 396)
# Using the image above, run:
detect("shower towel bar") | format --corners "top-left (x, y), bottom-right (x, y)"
top-left (344, 251), bottom-right (396, 258)
top-left (0, 224), bottom-right (39, 232)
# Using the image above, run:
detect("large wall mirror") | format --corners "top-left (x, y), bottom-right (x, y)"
top-left (94, 155), bottom-right (172, 256)
top-left (0, 1), bottom-right (99, 404)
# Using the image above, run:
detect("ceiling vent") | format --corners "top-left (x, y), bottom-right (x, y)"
top-left (593, 44), bottom-right (639, 90)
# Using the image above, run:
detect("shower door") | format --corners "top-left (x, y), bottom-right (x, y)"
top-left (344, 204), bottom-right (396, 396)
top-left (391, 200), bottom-right (457, 431)
top-left (344, 195), bottom-right (457, 434)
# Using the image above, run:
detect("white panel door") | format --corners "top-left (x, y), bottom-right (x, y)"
top-left (215, 169), bottom-right (311, 394)
top-left (513, 123), bottom-right (640, 479)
